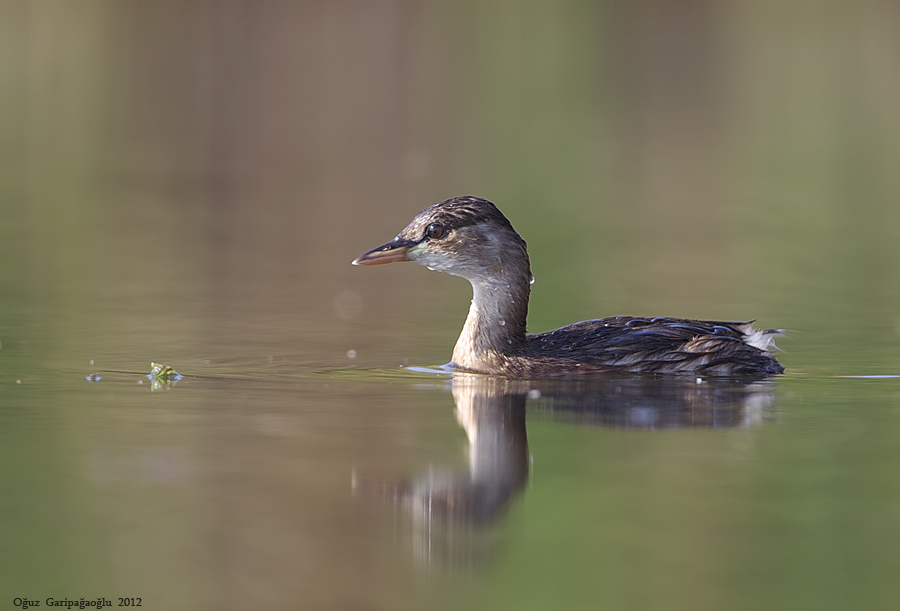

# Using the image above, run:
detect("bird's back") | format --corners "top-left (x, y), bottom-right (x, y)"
top-left (517, 316), bottom-right (783, 377)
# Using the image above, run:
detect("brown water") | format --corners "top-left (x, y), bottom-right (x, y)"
top-left (3, 3), bottom-right (900, 610)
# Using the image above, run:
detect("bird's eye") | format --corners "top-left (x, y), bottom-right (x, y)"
top-left (425, 223), bottom-right (446, 240)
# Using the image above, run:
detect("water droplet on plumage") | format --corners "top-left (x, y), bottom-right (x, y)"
top-left (529, 275), bottom-right (535, 285)
top-left (427, 266), bottom-right (435, 271)
top-left (499, 320), bottom-right (506, 326)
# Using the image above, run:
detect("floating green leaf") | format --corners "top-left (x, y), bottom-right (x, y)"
top-left (148, 362), bottom-right (182, 390)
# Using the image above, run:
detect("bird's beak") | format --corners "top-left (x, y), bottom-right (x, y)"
top-left (352, 238), bottom-right (417, 266)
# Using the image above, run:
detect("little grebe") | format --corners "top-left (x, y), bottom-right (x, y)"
top-left (353, 196), bottom-right (784, 377)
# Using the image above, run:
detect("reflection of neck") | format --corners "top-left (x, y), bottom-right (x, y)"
top-left (452, 376), bottom-right (529, 495)
top-left (452, 267), bottom-right (531, 370)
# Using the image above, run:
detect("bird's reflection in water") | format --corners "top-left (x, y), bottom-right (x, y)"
top-left (356, 373), bottom-right (776, 569)
top-left (528, 375), bottom-right (776, 429)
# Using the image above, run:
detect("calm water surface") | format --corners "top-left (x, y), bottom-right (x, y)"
top-left (4, 3), bottom-right (900, 610)
top-left (3, 231), bottom-right (900, 610)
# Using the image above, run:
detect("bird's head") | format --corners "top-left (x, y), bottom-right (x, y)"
top-left (352, 196), bottom-right (529, 283)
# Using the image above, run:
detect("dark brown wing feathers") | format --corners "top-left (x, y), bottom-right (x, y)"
top-left (526, 316), bottom-right (783, 376)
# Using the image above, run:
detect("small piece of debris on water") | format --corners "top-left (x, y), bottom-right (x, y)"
top-left (149, 362), bottom-right (182, 381)
top-left (147, 362), bottom-right (182, 391)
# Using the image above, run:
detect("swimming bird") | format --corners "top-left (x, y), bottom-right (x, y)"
top-left (352, 196), bottom-right (783, 378)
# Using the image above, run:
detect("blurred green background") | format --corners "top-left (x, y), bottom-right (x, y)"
top-left (2, 2), bottom-right (900, 610)
top-left (3, 1), bottom-right (900, 373)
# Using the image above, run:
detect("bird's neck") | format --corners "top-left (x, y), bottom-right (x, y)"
top-left (452, 266), bottom-right (531, 371)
